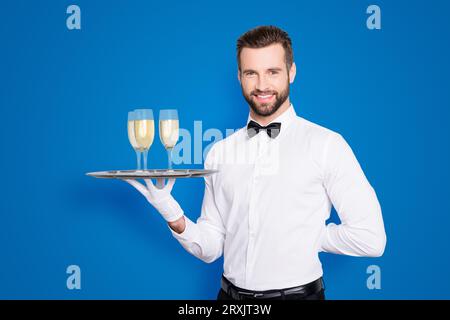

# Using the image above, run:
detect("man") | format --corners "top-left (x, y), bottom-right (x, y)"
top-left (126, 25), bottom-right (387, 300)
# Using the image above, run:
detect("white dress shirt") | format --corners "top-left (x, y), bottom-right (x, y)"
top-left (170, 104), bottom-right (386, 291)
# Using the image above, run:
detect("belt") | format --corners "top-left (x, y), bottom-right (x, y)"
top-left (221, 275), bottom-right (324, 300)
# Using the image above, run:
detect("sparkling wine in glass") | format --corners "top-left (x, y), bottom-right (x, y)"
top-left (133, 109), bottom-right (155, 170)
top-left (159, 109), bottom-right (179, 171)
top-left (127, 111), bottom-right (141, 170)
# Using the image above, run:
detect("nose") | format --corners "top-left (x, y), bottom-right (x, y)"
top-left (256, 74), bottom-right (270, 92)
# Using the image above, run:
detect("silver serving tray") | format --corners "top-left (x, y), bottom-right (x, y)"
top-left (86, 169), bottom-right (218, 179)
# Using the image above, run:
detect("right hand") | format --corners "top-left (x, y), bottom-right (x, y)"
top-left (124, 178), bottom-right (184, 223)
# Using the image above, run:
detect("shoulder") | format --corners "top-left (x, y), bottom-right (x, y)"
top-left (292, 117), bottom-right (351, 172)
top-left (296, 116), bottom-right (340, 141)
top-left (292, 116), bottom-right (344, 152)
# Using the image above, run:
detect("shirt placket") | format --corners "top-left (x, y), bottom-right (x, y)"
top-left (245, 132), bottom-right (269, 288)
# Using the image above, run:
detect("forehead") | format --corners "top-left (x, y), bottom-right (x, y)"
top-left (240, 43), bottom-right (286, 70)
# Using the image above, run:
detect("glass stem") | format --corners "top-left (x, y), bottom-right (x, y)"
top-left (143, 149), bottom-right (149, 170)
top-left (136, 150), bottom-right (141, 171)
top-left (167, 148), bottom-right (173, 170)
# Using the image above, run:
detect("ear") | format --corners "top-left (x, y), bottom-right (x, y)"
top-left (237, 69), bottom-right (241, 84)
top-left (289, 62), bottom-right (297, 84)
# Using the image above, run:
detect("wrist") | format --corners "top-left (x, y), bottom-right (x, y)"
top-left (168, 216), bottom-right (186, 234)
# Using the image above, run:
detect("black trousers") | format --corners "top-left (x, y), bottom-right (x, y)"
top-left (217, 288), bottom-right (326, 301)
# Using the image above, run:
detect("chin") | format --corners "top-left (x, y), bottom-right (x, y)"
top-left (256, 105), bottom-right (276, 115)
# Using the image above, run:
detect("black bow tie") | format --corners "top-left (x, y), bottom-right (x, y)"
top-left (247, 120), bottom-right (282, 139)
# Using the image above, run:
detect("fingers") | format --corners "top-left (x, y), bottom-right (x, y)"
top-left (124, 179), bottom-right (148, 196)
top-left (156, 178), bottom-right (165, 189)
top-left (144, 178), bottom-right (156, 191)
top-left (166, 178), bottom-right (176, 191)
top-left (147, 178), bottom-right (172, 190)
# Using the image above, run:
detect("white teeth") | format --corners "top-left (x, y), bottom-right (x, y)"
top-left (258, 95), bottom-right (272, 98)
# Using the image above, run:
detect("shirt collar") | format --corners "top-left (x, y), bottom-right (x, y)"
top-left (246, 103), bottom-right (297, 138)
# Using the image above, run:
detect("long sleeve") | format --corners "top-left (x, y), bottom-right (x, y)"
top-left (320, 133), bottom-right (387, 257)
top-left (168, 144), bottom-right (226, 263)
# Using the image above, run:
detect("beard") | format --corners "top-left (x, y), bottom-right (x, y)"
top-left (242, 79), bottom-right (290, 117)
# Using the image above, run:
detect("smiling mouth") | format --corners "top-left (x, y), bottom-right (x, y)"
top-left (253, 93), bottom-right (275, 103)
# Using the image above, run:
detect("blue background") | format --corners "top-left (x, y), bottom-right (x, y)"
top-left (1, 0), bottom-right (449, 299)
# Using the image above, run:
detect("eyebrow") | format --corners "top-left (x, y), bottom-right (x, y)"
top-left (242, 67), bottom-right (283, 74)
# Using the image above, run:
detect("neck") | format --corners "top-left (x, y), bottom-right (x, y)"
top-left (250, 98), bottom-right (291, 126)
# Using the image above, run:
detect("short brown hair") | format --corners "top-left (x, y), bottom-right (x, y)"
top-left (236, 25), bottom-right (294, 71)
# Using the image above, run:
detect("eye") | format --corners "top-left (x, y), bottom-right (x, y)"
top-left (269, 70), bottom-right (279, 75)
top-left (245, 71), bottom-right (256, 76)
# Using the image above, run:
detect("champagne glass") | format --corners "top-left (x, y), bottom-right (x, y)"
top-left (127, 111), bottom-right (141, 170)
top-left (159, 109), bottom-right (179, 171)
top-left (133, 109), bottom-right (155, 170)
